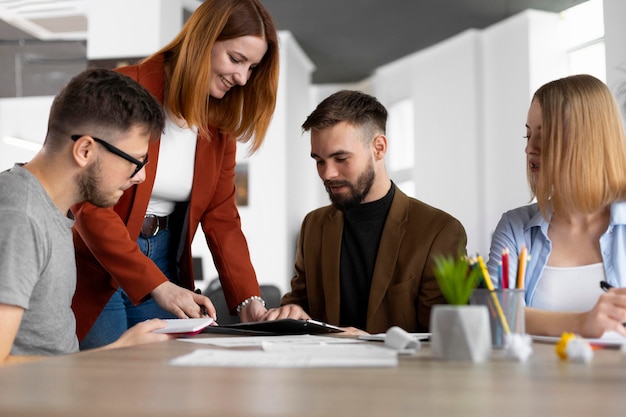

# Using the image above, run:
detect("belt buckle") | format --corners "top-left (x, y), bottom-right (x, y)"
top-left (141, 215), bottom-right (161, 238)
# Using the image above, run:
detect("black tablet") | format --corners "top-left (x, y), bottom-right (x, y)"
top-left (203, 318), bottom-right (343, 336)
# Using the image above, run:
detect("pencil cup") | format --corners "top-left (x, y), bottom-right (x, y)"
top-left (470, 289), bottom-right (525, 348)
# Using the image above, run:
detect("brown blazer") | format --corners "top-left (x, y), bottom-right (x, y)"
top-left (71, 54), bottom-right (260, 340)
top-left (281, 186), bottom-right (467, 334)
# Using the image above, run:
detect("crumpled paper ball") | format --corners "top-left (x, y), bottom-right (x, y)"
top-left (504, 333), bottom-right (533, 362)
top-left (555, 332), bottom-right (593, 363)
top-left (384, 326), bottom-right (422, 352)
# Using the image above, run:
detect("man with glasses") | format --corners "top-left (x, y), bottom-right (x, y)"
top-left (71, 135), bottom-right (150, 178)
top-left (0, 68), bottom-right (187, 365)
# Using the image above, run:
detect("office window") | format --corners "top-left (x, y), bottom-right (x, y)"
top-left (386, 98), bottom-right (415, 195)
top-left (568, 43), bottom-right (606, 82)
top-left (561, 0), bottom-right (605, 81)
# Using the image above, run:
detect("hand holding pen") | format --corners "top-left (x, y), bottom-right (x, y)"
top-left (194, 288), bottom-right (218, 324)
top-left (576, 281), bottom-right (626, 337)
top-left (599, 281), bottom-right (626, 329)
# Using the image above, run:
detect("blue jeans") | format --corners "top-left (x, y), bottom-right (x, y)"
top-left (79, 229), bottom-right (178, 350)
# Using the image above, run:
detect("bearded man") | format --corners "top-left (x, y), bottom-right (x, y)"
top-left (273, 90), bottom-right (467, 334)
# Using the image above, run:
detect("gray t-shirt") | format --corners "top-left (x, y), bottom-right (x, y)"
top-left (0, 164), bottom-right (78, 356)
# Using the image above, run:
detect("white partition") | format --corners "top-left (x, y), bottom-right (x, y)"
top-left (87, 0), bottom-right (182, 60)
top-left (0, 96), bottom-right (52, 171)
top-left (604, 0), bottom-right (626, 120)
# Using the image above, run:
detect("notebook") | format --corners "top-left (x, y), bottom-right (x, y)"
top-left (203, 318), bottom-right (344, 336)
top-left (153, 318), bottom-right (215, 335)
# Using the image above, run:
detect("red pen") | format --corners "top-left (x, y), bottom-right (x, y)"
top-left (501, 248), bottom-right (509, 289)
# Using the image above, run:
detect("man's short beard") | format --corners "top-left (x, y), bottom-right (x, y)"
top-left (75, 159), bottom-right (110, 208)
top-left (326, 160), bottom-right (375, 211)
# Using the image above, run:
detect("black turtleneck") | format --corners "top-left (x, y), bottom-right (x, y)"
top-left (339, 183), bottom-right (395, 329)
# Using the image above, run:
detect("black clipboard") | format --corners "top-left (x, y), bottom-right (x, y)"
top-left (203, 318), bottom-right (343, 336)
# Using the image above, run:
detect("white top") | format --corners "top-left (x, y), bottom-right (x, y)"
top-left (530, 263), bottom-right (605, 312)
top-left (146, 114), bottom-right (198, 216)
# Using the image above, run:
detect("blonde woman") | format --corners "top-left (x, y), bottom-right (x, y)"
top-left (487, 74), bottom-right (626, 338)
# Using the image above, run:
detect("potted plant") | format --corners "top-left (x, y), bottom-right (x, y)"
top-left (429, 254), bottom-right (492, 362)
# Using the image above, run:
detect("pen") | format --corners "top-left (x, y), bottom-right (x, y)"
top-left (194, 288), bottom-right (209, 316)
top-left (306, 319), bottom-right (342, 332)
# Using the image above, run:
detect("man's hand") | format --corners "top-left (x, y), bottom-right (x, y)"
top-left (242, 303), bottom-right (368, 336)
top-left (151, 281), bottom-right (217, 320)
top-left (255, 305), bottom-right (368, 336)
top-left (336, 326), bottom-right (369, 336)
top-left (105, 318), bottom-right (172, 349)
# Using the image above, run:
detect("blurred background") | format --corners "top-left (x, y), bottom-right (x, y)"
top-left (0, 0), bottom-right (621, 293)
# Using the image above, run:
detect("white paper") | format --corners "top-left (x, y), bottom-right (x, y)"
top-left (358, 332), bottom-right (431, 342)
top-left (170, 344), bottom-right (398, 368)
top-left (153, 318), bottom-right (214, 334)
top-left (600, 330), bottom-right (626, 341)
top-left (531, 331), bottom-right (626, 347)
top-left (177, 334), bottom-right (361, 347)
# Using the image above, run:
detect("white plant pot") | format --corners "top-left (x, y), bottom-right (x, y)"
top-left (429, 305), bottom-right (492, 363)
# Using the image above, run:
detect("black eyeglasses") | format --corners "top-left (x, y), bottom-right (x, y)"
top-left (71, 135), bottom-right (148, 178)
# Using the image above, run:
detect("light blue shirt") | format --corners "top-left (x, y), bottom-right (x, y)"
top-left (487, 202), bottom-right (626, 306)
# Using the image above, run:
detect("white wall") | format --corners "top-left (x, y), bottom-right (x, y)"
top-left (0, 96), bottom-right (52, 170)
top-left (373, 29), bottom-right (483, 255)
top-left (604, 0), bottom-right (626, 120)
top-left (87, 0), bottom-right (182, 60)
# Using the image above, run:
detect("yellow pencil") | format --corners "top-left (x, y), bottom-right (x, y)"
top-left (477, 255), bottom-right (511, 334)
top-left (516, 245), bottom-right (527, 289)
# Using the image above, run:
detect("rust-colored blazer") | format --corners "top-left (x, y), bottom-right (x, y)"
top-left (71, 55), bottom-right (260, 340)
top-left (281, 187), bottom-right (467, 334)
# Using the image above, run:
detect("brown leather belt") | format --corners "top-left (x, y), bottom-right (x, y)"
top-left (141, 215), bottom-right (168, 238)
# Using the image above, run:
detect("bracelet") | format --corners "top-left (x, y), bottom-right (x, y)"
top-left (236, 295), bottom-right (265, 314)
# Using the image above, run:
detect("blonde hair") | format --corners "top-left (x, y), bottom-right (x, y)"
top-left (144, 0), bottom-right (279, 153)
top-left (531, 74), bottom-right (626, 218)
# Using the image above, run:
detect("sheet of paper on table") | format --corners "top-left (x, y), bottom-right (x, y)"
top-left (177, 334), bottom-right (362, 347)
top-left (531, 330), bottom-right (626, 347)
top-left (169, 343), bottom-right (398, 368)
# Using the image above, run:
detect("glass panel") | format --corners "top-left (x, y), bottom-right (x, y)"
top-left (568, 42), bottom-right (606, 83)
top-left (386, 98), bottom-right (415, 172)
top-left (561, 0), bottom-right (604, 49)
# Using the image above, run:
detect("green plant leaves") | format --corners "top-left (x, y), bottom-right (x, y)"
top-left (432, 254), bottom-right (482, 305)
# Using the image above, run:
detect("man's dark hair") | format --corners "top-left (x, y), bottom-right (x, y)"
top-left (302, 90), bottom-right (388, 141)
top-left (45, 68), bottom-right (164, 150)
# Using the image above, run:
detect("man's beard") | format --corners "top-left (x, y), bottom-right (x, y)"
top-left (325, 160), bottom-right (375, 211)
top-left (75, 159), bottom-right (114, 208)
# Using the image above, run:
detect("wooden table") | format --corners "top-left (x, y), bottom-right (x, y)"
top-left (0, 336), bottom-right (625, 417)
